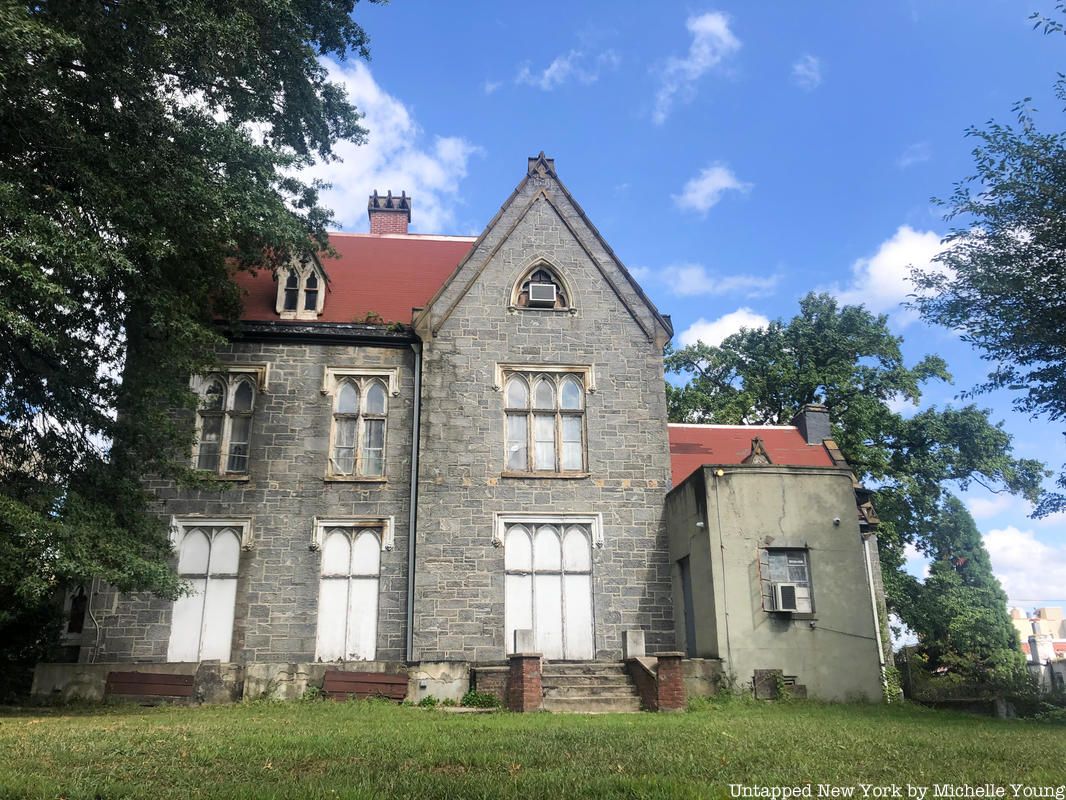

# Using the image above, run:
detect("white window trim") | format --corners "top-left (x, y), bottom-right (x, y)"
top-left (321, 367), bottom-right (400, 398)
top-left (492, 512), bottom-right (603, 549)
top-left (493, 363), bottom-right (595, 394)
top-left (275, 260), bottom-right (326, 320)
top-left (169, 516), bottom-right (254, 551)
top-left (310, 516), bottom-right (395, 552)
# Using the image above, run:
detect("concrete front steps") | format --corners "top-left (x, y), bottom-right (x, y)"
top-left (541, 662), bottom-right (643, 713)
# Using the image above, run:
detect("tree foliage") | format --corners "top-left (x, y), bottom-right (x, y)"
top-left (902, 497), bottom-right (1024, 685)
top-left (0, 1), bottom-right (378, 653)
top-left (666, 293), bottom-right (1047, 656)
top-left (911, 5), bottom-right (1066, 517)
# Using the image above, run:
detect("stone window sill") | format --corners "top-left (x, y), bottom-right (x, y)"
top-left (195, 473), bottom-right (251, 483)
top-left (324, 476), bottom-right (388, 484)
top-left (508, 306), bottom-right (578, 315)
top-left (501, 471), bottom-right (590, 480)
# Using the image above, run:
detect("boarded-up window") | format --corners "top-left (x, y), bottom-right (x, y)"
top-left (315, 528), bottom-right (381, 661)
top-left (504, 522), bottom-right (593, 659)
top-left (167, 527), bottom-right (241, 662)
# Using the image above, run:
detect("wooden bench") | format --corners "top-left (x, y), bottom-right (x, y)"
top-left (105, 671), bottom-right (195, 701)
top-left (322, 670), bottom-right (408, 702)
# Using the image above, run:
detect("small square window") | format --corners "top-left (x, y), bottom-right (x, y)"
top-left (760, 548), bottom-right (813, 614)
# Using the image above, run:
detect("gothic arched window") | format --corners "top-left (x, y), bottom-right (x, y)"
top-left (514, 267), bottom-right (570, 310)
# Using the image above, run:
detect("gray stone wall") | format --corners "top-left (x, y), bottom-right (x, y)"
top-left (413, 173), bottom-right (676, 662)
top-left (86, 338), bottom-right (416, 664)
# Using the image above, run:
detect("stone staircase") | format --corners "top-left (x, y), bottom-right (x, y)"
top-left (540, 662), bottom-right (643, 713)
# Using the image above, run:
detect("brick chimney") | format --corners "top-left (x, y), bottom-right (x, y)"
top-left (367, 190), bottom-right (411, 235)
top-left (791, 404), bottom-right (831, 445)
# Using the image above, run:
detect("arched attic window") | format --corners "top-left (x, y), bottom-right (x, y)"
top-left (276, 259), bottom-right (326, 319)
top-left (513, 266), bottom-right (571, 311)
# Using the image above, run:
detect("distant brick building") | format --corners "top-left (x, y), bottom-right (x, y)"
top-left (40, 155), bottom-right (887, 705)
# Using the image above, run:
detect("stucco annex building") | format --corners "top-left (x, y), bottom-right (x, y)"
top-left (38, 155), bottom-right (888, 706)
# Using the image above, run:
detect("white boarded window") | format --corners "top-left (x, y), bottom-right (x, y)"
top-left (503, 371), bottom-right (586, 474)
top-left (315, 527), bottom-right (381, 661)
top-left (504, 521), bottom-right (593, 659)
top-left (328, 377), bottom-right (389, 479)
top-left (167, 526), bottom-right (241, 662)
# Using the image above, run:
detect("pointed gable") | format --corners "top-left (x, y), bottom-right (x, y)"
top-left (414, 153), bottom-right (672, 344)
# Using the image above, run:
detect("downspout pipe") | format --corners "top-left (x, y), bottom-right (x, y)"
top-left (405, 342), bottom-right (422, 663)
top-left (861, 531), bottom-right (889, 696)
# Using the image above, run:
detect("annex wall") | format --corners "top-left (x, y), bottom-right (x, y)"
top-left (668, 465), bottom-right (884, 701)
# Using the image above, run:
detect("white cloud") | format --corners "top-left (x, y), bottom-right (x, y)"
top-left (885, 392), bottom-right (918, 415)
top-left (302, 60), bottom-right (481, 233)
top-left (897, 141), bottom-right (932, 168)
top-left (653, 12), bottom-right (741, 125)
top-left (660, 263), bottom-right (778, 297)
top-left (482, 79), bottom-right (503, 95)
top-left (903, 543), bottom-right (931, 580)
top-left (832, 225), bottom-right (945, 322)
top-left (966, 494), bottom-right (1017, 520)
top-left (673, 163), bottom-right (752, 214)
top-left (516, 50), bottom-right (620, 91)
top-left (678, 307), bottom-right (769, 347)
top-left (791, 54), bottom-right (823, 90)
top-left (984, 526), bottom-right (1066, 603)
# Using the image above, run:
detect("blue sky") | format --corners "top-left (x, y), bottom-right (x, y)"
top-left (309, 0), bottom-right (1066, 611)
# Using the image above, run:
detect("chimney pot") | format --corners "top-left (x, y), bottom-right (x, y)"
top-left (368, 190), bottom-right (411, 235)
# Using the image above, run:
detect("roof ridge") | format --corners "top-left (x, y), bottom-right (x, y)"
top-left (326, 232), bottom-right (478, 242)
top-left (668, 423), bottom-right (800, 431)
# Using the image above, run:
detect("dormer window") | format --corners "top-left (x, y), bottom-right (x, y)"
top-left (513, 267), bottom-right (570, 311)
top-left (276, 260), bottom-right (326, 319)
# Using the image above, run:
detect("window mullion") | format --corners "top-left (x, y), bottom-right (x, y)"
top-left (219, 409), bottom-right (234, 476)
top-left (526, 408), bottom-right (534, 472)
top-left (355, 413), bottom-right (365, 476)
top-left (555, 409), bottom-right (562, 473)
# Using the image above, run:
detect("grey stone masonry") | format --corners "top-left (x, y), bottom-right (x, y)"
top-left (412, 158), bottom-right (676, 662)
top-left (86, 338), bottom-right (416, 664)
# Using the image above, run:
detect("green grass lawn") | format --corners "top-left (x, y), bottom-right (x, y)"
top-left (1, 699), bottom-right (1063, 800)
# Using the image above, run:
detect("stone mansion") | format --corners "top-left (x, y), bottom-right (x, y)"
top-left (37, 154), bottom-right (888, 706)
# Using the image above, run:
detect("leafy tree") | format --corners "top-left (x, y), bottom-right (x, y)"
top-left (0, 1), bottom-right (378, 676)
top-left (911, 5), bottom-right (1066, 518)
top-left (904, 497), bottom-right (1025, 686)
top-left (666, 293), bottom-right (1047, 647)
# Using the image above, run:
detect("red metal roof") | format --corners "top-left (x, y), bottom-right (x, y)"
top-left (231, 233), bottom-right (475, 325)
top-left (669, 424), bottom-right (836, 485)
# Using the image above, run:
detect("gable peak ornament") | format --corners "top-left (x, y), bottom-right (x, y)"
top-left (527, 152), bottom-right (556, 184)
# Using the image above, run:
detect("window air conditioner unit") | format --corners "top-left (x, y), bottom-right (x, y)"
top-left (528, 282), bottom-right (557, 306)
top-left (773, 582), bottom-right (800, 612)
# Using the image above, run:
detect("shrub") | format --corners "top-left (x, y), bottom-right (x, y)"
top-left (417, 695), bottom-right (439, 708)
top-left (460, 690), bottom-right (502, 708)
